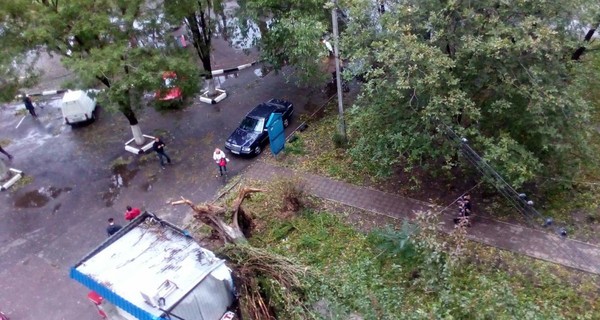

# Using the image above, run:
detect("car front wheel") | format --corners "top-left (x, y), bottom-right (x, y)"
top-left (254, 146), bottom-right (262, 155)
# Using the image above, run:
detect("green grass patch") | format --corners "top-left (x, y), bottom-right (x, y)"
top-left (265, 108), bottom-right (367, 185)
top-left (239, 185), bottom-right (600, 319)
top-left (284, 135), bottom-right (306, 155)
top-left (0, 138), bottom-right (11, 146)
top-left (10, 174), bottom-right (33, 191)
top-left (109, 156), bottom-right (133, 169)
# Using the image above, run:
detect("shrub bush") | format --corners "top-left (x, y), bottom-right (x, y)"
top-left (332, 132), bottom-right (348, 149)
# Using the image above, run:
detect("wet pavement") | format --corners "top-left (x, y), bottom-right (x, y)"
top-left (0, 39), bottom-right (332, 318)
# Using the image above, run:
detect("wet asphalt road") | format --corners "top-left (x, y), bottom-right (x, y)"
top-left (0, 66), bottom-right (330, 319)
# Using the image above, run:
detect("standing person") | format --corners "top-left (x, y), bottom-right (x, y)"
top-left (454, 195), bottom-right (472, 226)
top-left (462, 194), bottom-right (472, 214)
top-left (320, 38), bottom-right (334, 57)
top-left (0, 144), bottom-right (12, 160)
top-left (152, 136), bottom-right (171, 169)
top-left (22, 95), bottom-right (37, 118)
top-left (106, 218), bottom-right (122, 236)
top-left (213, 148), bottom-right (228, 177)
top-left (125, 206), bottom-right (141, 221)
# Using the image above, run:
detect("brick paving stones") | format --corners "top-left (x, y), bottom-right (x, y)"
top-left (245, 161), bottom-right (600, 274)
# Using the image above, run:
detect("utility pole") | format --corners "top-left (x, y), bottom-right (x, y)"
top-left (331, 0), bottom-right (347, 140)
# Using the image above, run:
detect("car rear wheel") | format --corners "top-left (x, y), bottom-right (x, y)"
top-left (283, 118), bottom-right (289, 128)
top-left (254, 146), bottom-right (262, 155)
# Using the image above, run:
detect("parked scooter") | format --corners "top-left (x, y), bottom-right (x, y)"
top-left (0, 310), bottom-right (9, 320)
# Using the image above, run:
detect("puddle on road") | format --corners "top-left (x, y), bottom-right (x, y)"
top-left (14, 190), bottom-right (50, 208)
top-left (101, 164), bottom-right (139, 207)
top-left (13, 186), bottom-right (72, 208)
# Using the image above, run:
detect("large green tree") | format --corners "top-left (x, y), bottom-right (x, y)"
top-left (0, 0), bottom-right (199, 144)
top-left (238, 0), bottom-right (600, 188)
top-left (237, 0), bottom-right (330, 84)
top-left (165, 0), bottom-right (227, 97)
top-left (342, 0), bottom-right (600, 188)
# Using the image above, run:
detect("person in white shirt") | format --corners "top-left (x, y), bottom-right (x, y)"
top-left (213, 148), bottom-right (228, 177)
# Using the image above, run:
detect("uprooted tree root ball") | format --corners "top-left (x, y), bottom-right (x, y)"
top-left (270, 177), bottom-right (307, 216)
top-left (171, 182), bottom-right (316, 319)
top-left (171, 186), bottom-right (265, 243)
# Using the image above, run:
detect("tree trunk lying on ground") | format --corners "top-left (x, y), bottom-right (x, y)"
top-left (170, 186), bottom-right (265, 243)
top-left (171, 184), bottom-right (313, 319)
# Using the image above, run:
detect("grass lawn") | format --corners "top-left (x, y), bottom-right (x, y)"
top-left (203, 179), bottom-right (600, 319)
top-left (263, 100), bottom-right (600, 243)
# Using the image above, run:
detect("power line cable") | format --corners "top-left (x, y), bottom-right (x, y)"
top-left (442, 125), bottom-right (600, 274)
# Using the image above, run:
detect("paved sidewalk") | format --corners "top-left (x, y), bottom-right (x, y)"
top-left (244, 161), bottom-right (600, 275)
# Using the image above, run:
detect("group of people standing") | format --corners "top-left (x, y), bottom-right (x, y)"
top-left (105, 137), bottom-right (229, 237)
top-left (106, 144), bottom-right (229, 236)
top-left (151, 136), bottom-right (229, 177)
top-left (106, 205), bottom-right (142, 236)
top-left (106, 141), bottom-right (230, 236)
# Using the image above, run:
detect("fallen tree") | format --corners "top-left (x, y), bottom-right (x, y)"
top-left (171, 186), bottom-right (265, 243)
top-left (171, 184), bottom-right (314, 319)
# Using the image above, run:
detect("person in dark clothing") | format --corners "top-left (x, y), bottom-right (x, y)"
top-left (462, 194), bottom-right (472, 213)
top-left (0, 145), bottom-right (12, 160)
top-left (106, 218), bottom-right (122, 236)
top-left (22, 95), bottom-right (37, 118)
top-left (152, 136), bottom-right (171, 169)
top-left (454, 194), bottom-right (472, 226)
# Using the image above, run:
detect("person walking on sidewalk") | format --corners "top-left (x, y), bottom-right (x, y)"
top-left (213, 148), bottom-right (228, 177)
top-left (153, 136), bottom-right (171, 169)
top-left (22, 95), bottom-right (37, 118)
top-left (106, 218), bottom-right (122, 236)
top-left (0, 144), bottom-right (13, 160)
top-left (454, 194), bottom-right (472, 226)
top-left (125, 206), bottom-right (141, 221)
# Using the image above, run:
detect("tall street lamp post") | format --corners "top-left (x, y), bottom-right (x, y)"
top-left (331, 0), bottom-right (347, 140)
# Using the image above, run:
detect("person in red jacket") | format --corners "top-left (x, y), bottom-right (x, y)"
top-left (125, 206), bottom-right (141, 221)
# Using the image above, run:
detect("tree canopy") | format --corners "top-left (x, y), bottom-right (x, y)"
top-left (344, 0), bottom-right (600, 187)
top-left (0, 0), bottom-right (200, 123)
top-left (242, 0), bottom-right (600, 188)
top-left (238, 0), bottom-right (330, 83)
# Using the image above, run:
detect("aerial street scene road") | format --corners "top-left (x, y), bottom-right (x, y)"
top-left (1, 1), bottom-right (600, 319)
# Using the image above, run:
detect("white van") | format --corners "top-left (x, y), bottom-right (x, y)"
top-left (61, 90), bottom-right (97, 125)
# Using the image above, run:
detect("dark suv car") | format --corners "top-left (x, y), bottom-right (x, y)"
top-left (225, 99), bottom-right (294, 155)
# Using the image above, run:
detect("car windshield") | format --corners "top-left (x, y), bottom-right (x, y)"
top-left (239, 116), bottom-right (265, 132)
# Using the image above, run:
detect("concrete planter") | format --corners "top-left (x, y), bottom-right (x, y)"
top-left (1, 168), bottom-right (24, 191)
top-left (199, 89), bottom-right (227, 105)
top-left (124, 134), bottom-right (156, 155)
